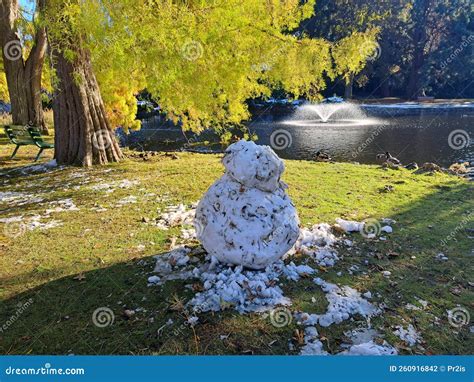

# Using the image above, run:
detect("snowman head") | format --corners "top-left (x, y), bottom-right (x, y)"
top-left (222, 140), bottom-right (284, 193)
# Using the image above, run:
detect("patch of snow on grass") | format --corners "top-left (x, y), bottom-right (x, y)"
top-left (393, 324), bottom-right (421, 346)
top-left (25, 215), bottom-right (62, 231)
top-left (293, 224), bottom-right (340, 267)
top-left (335, 218), bottom-right (364, 232)
top-left (91, 179), bottom-right (140, 193)
top-left (435, 253), bottom-right (448, 261)
top-left (283, 262), bottom-right (316, 281)
top-left (311, 278), bottom-right (380, 327)
top-left (20, 160), bottom-right (58, 175)
top-left (300, 326), bottom-right (327, 355)
top-left (0, 215), bottom-right (62, 231)
top-left (338, 340), bottom-right (397, 355)
top-left (45, 199), bottom-right (79, 214)
top-left (0, 191), bottom-right (44, 206)
top-left (116, 196), bottom-right (138, 206)
top-left (337, 327), bottom-right (396, 355)
top-left (405, 297), bottom-right (428, 311)
top-left (156, 203), bottom-right (196, 230)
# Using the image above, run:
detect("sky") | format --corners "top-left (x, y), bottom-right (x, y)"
top-left (19, 0), bottom-right (36, 19)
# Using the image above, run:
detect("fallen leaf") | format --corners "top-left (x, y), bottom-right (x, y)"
top-left (73, 273), bottom-right (86, 281)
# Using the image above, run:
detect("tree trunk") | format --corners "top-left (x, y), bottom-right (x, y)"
top-left (0, 0), bottom-right (48, 134)
top-left (52, 45), bottom-right (122, 166)
top-left (405, 0), bottom-right (429, 100)
top-left (406, 51), bottom-right (424, 100)
top-left (381, 79), bottom-right (390, 98)
top-left (344, 73), bottom-right (354, 99)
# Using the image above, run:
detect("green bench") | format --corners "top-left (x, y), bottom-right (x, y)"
top-left (4, 125), bottom-right (54, 162)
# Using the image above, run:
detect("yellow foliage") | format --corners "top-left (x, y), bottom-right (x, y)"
top-left (332, 28), bottom-right (380, 84)
top-left (0, 57), bottom-right (10, 102)
top-left (44, 0), bottom-right (376, 133)
top-left (44, 0), bottom-right (333, 132)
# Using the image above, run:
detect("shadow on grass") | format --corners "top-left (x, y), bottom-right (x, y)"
top-left (335, 182), bottom-right (473, 355)
top-left (1, 253), bottom-right (193, 355)
top-left (0, 251), bottom-right (294, 356)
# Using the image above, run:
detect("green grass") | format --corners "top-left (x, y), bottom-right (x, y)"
top-left (0, 138), bottom-right (472, 355)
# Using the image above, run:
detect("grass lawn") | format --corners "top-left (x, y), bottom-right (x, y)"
top-left (0, 135), bottom-right (473, 355)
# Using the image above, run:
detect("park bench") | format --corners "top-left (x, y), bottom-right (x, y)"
top-left (4, 125), bottom-right (54, 162)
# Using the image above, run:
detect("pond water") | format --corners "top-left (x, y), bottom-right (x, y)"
top-left (125, 103), bottom-right (474, 167)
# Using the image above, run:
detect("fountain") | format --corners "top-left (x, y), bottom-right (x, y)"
top-left (283, 102), bottom-right (379, 127)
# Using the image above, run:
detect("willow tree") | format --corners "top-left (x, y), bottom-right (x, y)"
top-left (43, 0), bottom-right (333, 166)
top-left (301, 0), bottom-right (384, 98)
top-left (0, 0), bottom-right (48, 133)
top-left (43, 0), bottom-right (123, 166)
top-left (135, 0), bottom-right (332, 131)
top-left (332, 29), bottom-right (380, 98)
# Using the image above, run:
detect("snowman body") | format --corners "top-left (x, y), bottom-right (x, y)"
top-left (194, 140), bottom-right (300, 269)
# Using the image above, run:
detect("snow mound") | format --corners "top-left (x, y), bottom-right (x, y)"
top-left (293, 224), bottom-right (340, 267)
top-left (189, 261), bottom-right (292, 313)
top-left (150, 247), bottom-right (317, 313)
top-left (335, 218), bottom-right (364, 232)
top-left (147, 195), bottom-right (397, 355)
top-left (150, 247), bottom-right (195, 285)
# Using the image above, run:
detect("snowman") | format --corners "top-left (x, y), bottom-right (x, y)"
top-left (194, 140), bottom-right (300, 269)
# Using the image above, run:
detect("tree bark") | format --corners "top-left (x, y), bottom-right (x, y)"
top-left (380, 79), bottom-right (390, 98)
top-left (344, 73), bottom-right (354, 99)
top-left (406, 50), bottom-right (424, 100)
top-left (405, 0), bottom-right (429, 100)
top-left (51, 44), bottom-right (122, 166)
top-left (0, 0), bottom-right (48, 134)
